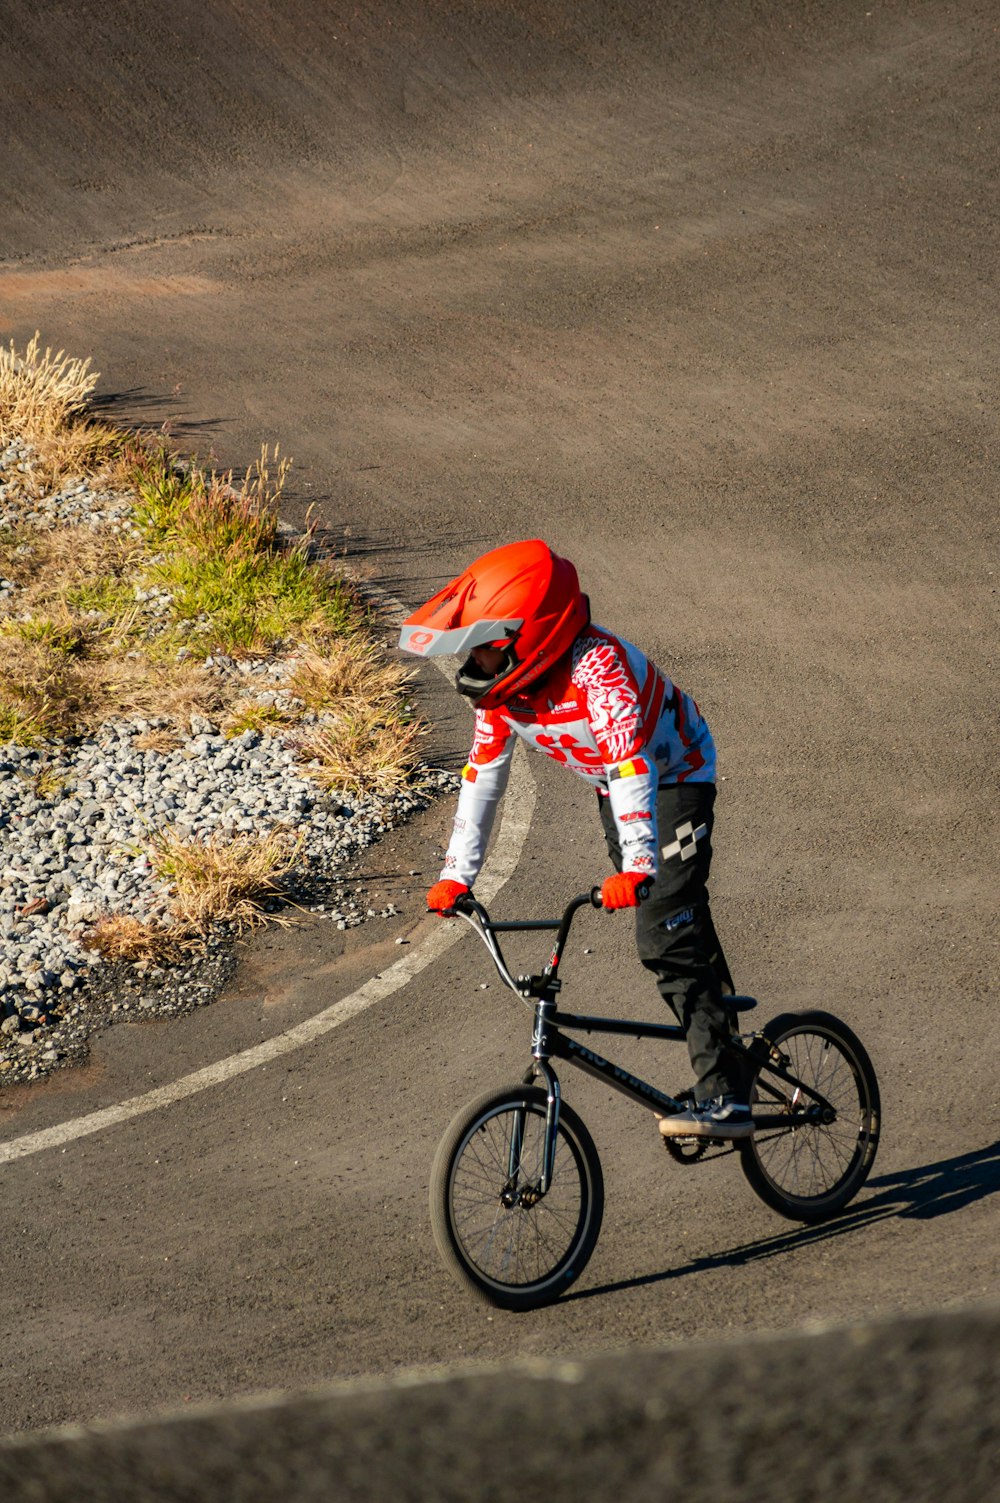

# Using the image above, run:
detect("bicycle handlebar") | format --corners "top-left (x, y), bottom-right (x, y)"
top-left (451, 881), bottom-right (652, 998)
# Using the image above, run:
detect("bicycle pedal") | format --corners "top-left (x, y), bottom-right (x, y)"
top-left (662, 1135), bottom-right (710, 1164)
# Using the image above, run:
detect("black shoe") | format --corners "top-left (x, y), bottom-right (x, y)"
top-left (658, 1094), bottom-right (754, 1140)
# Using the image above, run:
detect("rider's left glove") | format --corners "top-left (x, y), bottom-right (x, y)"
top-left (600, 872), bottom-right (649, 910)
top-left (427, 879), bottom-right (470, 914)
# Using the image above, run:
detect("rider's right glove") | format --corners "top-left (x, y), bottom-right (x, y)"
top-left (600, 872), bottom-right (649, 909)
top-left (426, 879), bottom-right (470, 915)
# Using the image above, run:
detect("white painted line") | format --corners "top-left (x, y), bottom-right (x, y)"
top-left (0, 594), bottom-right (536, 1165)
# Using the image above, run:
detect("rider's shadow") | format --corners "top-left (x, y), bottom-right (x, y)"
top-left (566, 1140), bottom-right (1000, 1302)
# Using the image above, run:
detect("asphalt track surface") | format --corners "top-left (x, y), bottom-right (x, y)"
top-left (1, 0), bottom-right (997, 1436)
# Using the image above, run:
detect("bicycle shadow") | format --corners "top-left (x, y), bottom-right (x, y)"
top-left (565, 1139), bottom-right (1000, 1303)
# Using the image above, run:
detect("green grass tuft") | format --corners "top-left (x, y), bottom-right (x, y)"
top-left (1, 617), bottom-right (87, 657)
top-left (0, 704), bottom-right (47, 745)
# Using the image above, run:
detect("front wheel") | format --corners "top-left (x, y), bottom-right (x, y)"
top-left (430, 1084), bottom-right (604, 1311)
top-left (739, 1010), bottom-right (881, 1222)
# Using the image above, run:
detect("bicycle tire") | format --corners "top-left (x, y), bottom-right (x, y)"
top-left (430, 1084), bottom-right (604, 1311)
top-left (739, 1010), bottom-right (880, 1222)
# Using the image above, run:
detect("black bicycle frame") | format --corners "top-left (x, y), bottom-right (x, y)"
top-left (455, 892), bottom-right (835, 1195)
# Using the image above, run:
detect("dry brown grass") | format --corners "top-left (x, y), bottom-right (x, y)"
top-left (0, 518), bottom-right (137, 597)
top-left (0, 523), bottom-right (130, 739)
top-left (31, 425), bottom-right (123, 494)
top-left (87, 654), bottom-right (227, 727)
top-left (280, 643), bottom-right (426, 794)
top-left (0, 641), bottom-right (228, 746)
top-left (0, 333), bottom-right (121, 491)
top-left (286, 640), bottom-right (414, 714)
top-left (35, 656), bottom-right (225, 742)
top-left (149, 825), bottom-right (305, 934)
top-left (295, 707), bottom-right (426, 796)
top-left (84, 913), bottom-right (194, 964)
top-left (0, 333), bottom-right (96, 437)
top-left (216, 643), bottom-right (427, 794)
top-left (133, 727), bottom-right (183, 754)
top-left (84, 824), bottom-right (307, 961)
top-left (0, 634), bottom-right (96, 742)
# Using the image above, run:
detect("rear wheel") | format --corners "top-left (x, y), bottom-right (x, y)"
top-left (739, 1011), bottom-right (880, 1222)
top-left (430, 1084), bottom-right (603, 1311)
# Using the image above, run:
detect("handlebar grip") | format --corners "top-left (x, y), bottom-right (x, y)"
top-left (591, 879), bottom-right (653, 909)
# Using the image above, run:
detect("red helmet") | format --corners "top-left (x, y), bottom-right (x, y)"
top-left (398, 539), bottom-right (589, 707)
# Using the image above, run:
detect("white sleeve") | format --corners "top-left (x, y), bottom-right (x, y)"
top-left (606, 756), bottom-right (659, 876)
top-left (440, 713), bottom-right (515, 887)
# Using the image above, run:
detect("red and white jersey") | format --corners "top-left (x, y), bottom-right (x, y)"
top-left (441, 625), bottom-right (716, 886)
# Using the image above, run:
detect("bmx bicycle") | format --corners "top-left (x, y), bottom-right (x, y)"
top-left (430, 887), bottom-right (881, 1311)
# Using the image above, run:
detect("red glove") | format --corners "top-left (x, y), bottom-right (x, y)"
top-left (427, 879), bottom-right (470, 914)
top-left (600, 872), bottom-right (649, 910)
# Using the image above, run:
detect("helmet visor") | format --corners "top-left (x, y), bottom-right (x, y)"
top-left (398, 617), bottom-right (522, 658)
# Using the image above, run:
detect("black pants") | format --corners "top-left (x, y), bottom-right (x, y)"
top-left (599, 782), bottom-right (737, 1103)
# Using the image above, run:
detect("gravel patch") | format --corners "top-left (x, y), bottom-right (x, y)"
top-left (0, 436), bottom-right (136, 532)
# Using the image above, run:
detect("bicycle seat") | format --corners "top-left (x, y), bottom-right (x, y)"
top-left (724, 993), bottom-right (758, 1012)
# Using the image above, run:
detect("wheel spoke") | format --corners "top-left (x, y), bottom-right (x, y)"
top-left (743, 1016), bottom-right (878, 1217)
top-left (447, 1101), bottom-right (587, 1288)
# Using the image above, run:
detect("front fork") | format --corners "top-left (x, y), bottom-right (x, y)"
top-left (512, 998), bottom-right (561, 1196)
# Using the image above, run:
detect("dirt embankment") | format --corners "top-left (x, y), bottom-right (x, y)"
top-left (1, 0), bottom-right (924, 264)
